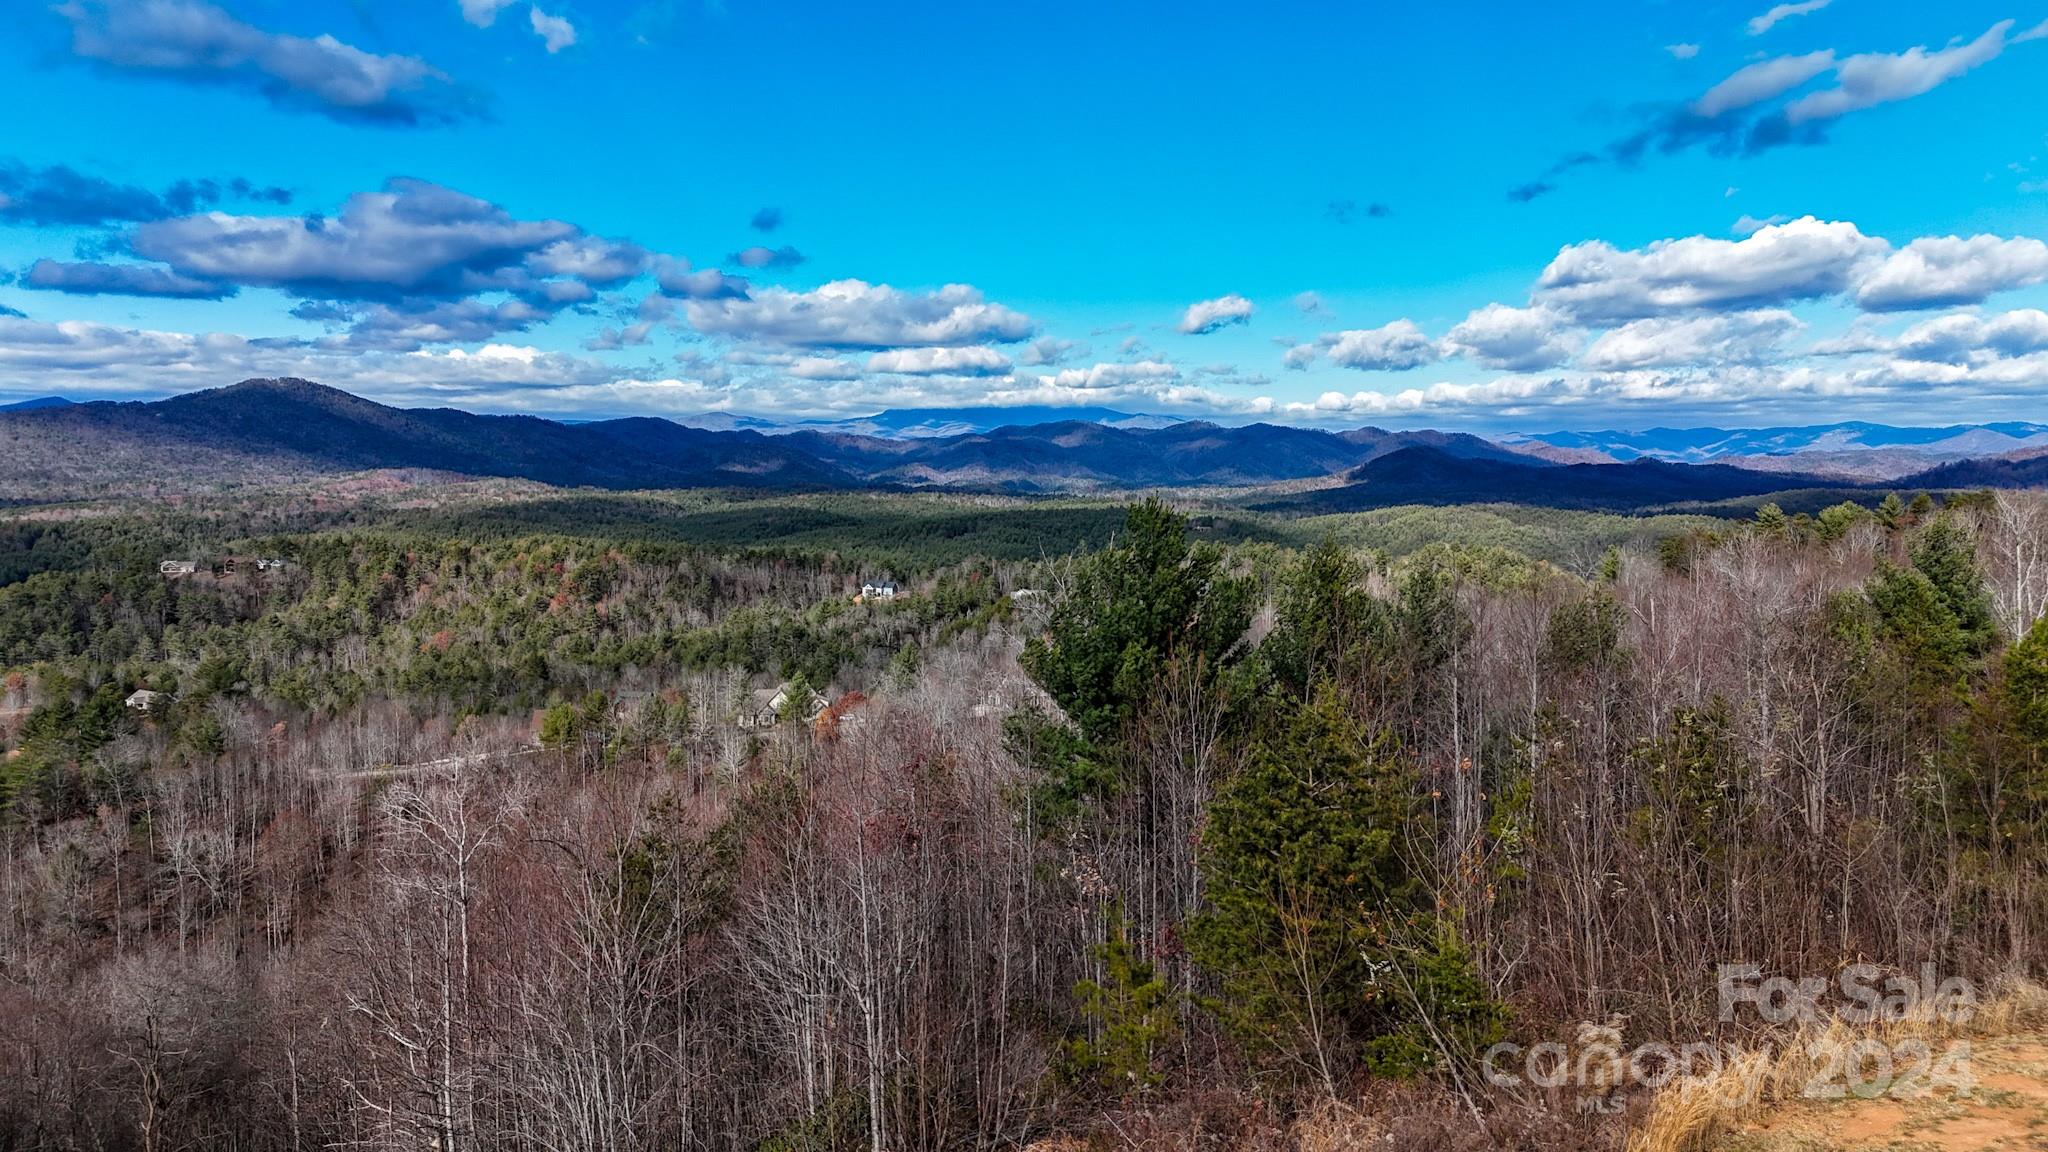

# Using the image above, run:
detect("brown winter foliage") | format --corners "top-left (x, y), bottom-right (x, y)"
top-left (1, 487), bottom-right (2045, 1150)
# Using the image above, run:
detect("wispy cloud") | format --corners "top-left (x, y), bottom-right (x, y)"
top-left (1785, 20), bottom-right (2013, 124)
top-left (24, 259), bottom-right (236, 299)
top-left (1747, 0), bottom-right (1831, 37)
top-left (728, 245), bottom-right (806, 270)
top-left (459, 0), bottom-right (518, 27)
top-left (1326, 199), bottom-right (1391, 223)
top-left (0, 158), bottom-right (289, 228)
top-left (1018, 336), bottom-right (1087, 366)
top-left (1518, 19), bottom-right (2044, 195)
top-left (1692, 50), bottom-right (1836, 118)
top-left (57, 0), bottom-right (483, 126)
top-left (1734, 213), bottom-right (1791, 235)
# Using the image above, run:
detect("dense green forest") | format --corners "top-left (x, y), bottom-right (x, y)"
top-left (1, 482), bottom-right (2044, 1150)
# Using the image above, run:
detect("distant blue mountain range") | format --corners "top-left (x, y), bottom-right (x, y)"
top-left (8, 381), bottom-right (2047, 503)
top-left (1505, 421), bottom-right (2048, 462)
top-left (11, 387), bottom-right (2047, 475)
top-left (673, 405), bottom-right (1178, 438)
top-left (675, 409), bottom-right (2048, 459)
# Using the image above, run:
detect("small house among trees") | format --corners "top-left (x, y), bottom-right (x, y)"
top-left (124, 689), bottom-right (167, 713)
top-left (215, 556), bottom-right (288, 576)
top-left (737, 681), bottom-right (829, 730)
top-left (857, 580), bottom-right (899, 602)
top-left (158, 560), bottom-right (198, 576)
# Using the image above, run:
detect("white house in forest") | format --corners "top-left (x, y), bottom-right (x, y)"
top-left (125, 689), bottom-right (168, 713)
top-left (858, 581), bottom-right (899, 602)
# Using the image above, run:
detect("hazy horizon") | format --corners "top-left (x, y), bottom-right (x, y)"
top-left (15, 376), bottom-right (2048, 440)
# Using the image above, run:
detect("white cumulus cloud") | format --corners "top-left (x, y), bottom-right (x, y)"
top-left (1445, 304), bottom-right (1577, 371)
top-left (1043, 360), bottom-right (1180, 391)
top-left (1853, 233), bottom-right (2048, 311)
top-left (1535, 216), bottom-right (1887, 323)
top-left (1307, 320), bottom-right (1440, 371)
top-left (1872, 309), bottom-right (2048, 363)
top-left (1580, 310), bottom-right (1803, 370)
top-left (529, 7), bottom-right (577, 53)
top-left (683, 279), bottom-right (1035, 349)
top-left (1177, 294), bottom-right (1255, 335)
top-left (865, 346), bottom-right (1013, 376)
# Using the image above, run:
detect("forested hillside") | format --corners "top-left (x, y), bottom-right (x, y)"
top-left (2, 486), bottom-right (2047, 1149)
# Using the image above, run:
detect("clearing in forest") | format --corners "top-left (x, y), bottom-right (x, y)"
top-left (1719, 1036), bottom-right (2048, 1150)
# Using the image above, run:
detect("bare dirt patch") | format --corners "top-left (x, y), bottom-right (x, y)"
top-left (1721, 1036), bottom-right (2048, 1150)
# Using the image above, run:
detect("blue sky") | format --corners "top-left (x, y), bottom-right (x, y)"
top-left (1, 0), bottom-right (2046, 429)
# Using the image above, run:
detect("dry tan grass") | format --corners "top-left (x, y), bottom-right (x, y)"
top-left (1622, 1050), bottom-right (1772, 1152)
top-left (1967, 975), bottom-right (2048, 1036)
top-left (1287, 1097), bottom-right (1386, 1151)
top-left (1623, 976), bottom-right (2048, 1152)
